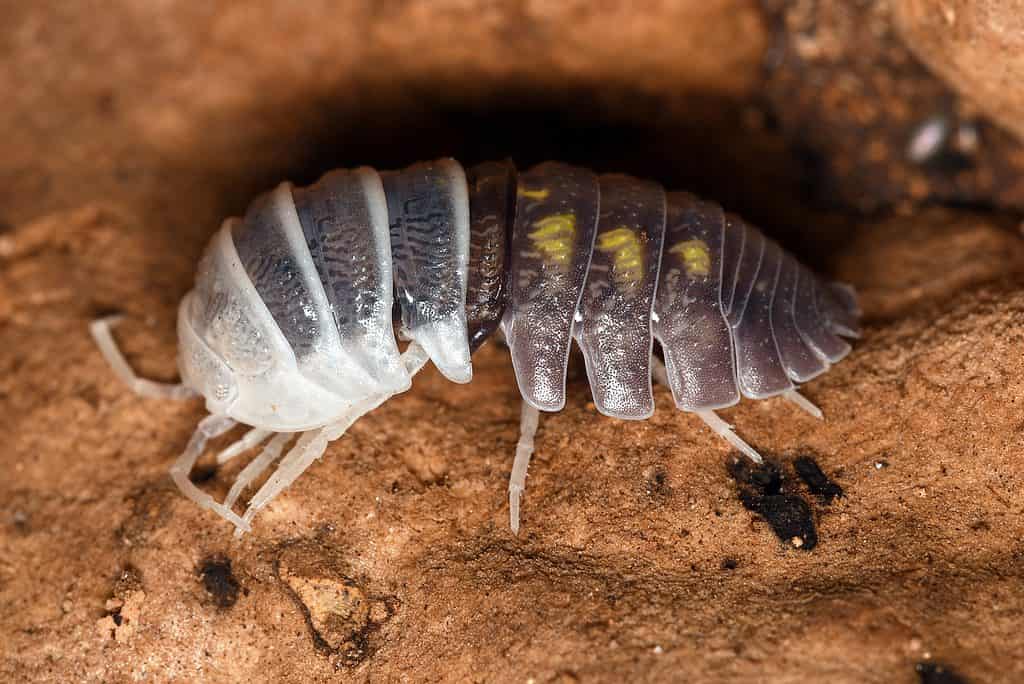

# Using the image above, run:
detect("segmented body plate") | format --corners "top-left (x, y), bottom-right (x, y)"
top-left (504, 162), bottom-right (601, 412)
top-left (574, 175), bottom-right (666, 419)
top-left (184, 158), bottom-right (859, 430)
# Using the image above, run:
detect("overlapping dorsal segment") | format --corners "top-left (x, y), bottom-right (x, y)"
top-left (232, 186), bottom-right (327, 363)
top-left (653, 193), bottom-right (739, 411)
top-left (575, 174), bottom-right (666, 419)
top-left (232, 182), bottom-right (394, 401)
top-left (193, 220), bottom-right (351, 429)
top-left (291, 167), bottom-right (409, 394)
top-left (382, 159), bottom-right (473, 384)
top-left (771, 254), bottom-right (829, 382)
top-left (503, 162), bottom-right (600, 412)
top-left (719, 213), bottom-right (745, 317)
top-left (724, 214), bottom-right (764, 327)
top-left (716, 213), bottom-right (860, 397)
top-left (730, 236), bottom-right (794, 398)
top-left (465, 160), bottom-right (516, 352)
top-left (794, 265), bottom-right (851, 363)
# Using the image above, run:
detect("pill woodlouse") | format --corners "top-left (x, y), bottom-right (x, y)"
top-left (91, 158), bottom-right (861, 535)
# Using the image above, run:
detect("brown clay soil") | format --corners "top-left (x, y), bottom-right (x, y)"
top-left (2, 2), bottom-right (1023, 683)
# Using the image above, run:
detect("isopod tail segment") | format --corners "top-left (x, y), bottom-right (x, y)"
top-left (89, 158), bottom-right (861, 537)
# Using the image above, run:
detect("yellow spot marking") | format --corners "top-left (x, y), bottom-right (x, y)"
top-left (529, 213), bottom-right (576, 265)
top-left (518, 187), bottom-right (550, 200)
top-left (597, 227), bottom-right (644, 285)
top-left (669, 239), bottom-right (711, 278)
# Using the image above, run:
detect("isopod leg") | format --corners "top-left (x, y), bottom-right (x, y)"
top-left (651, 355), bottom-right (763, 464)
top-left (90, 316), bottom-right (197, 400)
top-left (783, 389), bottom-right (823, 420)
top-left (238, 431), bottom-right (325, 535)
top-left (169, 414), bottom-right (252, 531)
top-left (695, 411), bottom-right (764, 464)
top-left (217, 427), bottom-right (273, 464)
top-left (223, 432), bottom-right (292, 511)
top-left (237, 398), bottom-right (381, 535)
top-left (508, 401), bottom-right (540, 535)
top-left (236, 342), bottom-right (432, 535)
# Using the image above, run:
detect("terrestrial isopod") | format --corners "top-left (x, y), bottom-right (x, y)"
top-left (90, 159), bottom-right (861, 535)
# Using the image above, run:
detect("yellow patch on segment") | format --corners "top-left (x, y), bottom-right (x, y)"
top-left (669, 239), bottom-right (712, 278)
top-left (529, 213), bottom-right (576, 264)
top-left (518, 187), bottom-right (551, 200)
top-left (596, 227), bottom-right (644, 285)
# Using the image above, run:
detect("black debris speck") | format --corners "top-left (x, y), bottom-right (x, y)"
top-left (12, 510), bottom-right (29, 535)
top-left (728, 458), bottom-right (818, 551)
top-left (199, 556), bottom-right (241, 609)
top-left (916, 662), bottom-right (969, 684)
top-left (645, 466), bottom-right (671, 498)
top-left (793, 456), bottom-right (843, 503)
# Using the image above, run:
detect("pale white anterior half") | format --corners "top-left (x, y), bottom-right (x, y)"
top-left (91, 163), bottom-right (470, 535)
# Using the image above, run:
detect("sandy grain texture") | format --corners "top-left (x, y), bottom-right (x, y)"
top-left (2, 1), bottom-right (1022, 682)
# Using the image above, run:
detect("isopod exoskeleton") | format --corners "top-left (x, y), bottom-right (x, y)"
top-left (91, 158), bottom-right (861, 535)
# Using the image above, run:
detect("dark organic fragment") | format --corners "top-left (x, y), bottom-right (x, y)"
top-left (916, 662), bottom-right (970, 684)
top-left (793, 456), bottom-right (843, 503)
top-left (199, 556), bottom-right (241, 609)
top-left (728, 458), bottom-right (817, 550)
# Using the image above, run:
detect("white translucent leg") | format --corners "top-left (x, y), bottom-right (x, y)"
top-left (236, 398), bottom-right (379, 536)
top-left (651, 355), bottom-right (763, 464)
top-left (695, 410), bottom-right (763, 464)
top-left (90, 316), bottom-right (197, 400)
top-left (235, 342), bottom-right (433, 535)
top-left (169, 414), bottom-right (252, 531)
top-left (396, 341), bottom-right (432, 382)
top-left (217, 428), bottom-right (273, 465)
top-left (783, 389), bottom-right (823, 420)
top-left (508, 401), bottom-right (540, 535)
top-left (223, 432), bottom-right (292, 511)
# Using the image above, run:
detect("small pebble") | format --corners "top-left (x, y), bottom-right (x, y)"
top-left (907, 116), bottom-right (948, 164)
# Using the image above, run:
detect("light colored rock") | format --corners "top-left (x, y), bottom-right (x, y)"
top-left (893, 0), bottom-right (1024, 141)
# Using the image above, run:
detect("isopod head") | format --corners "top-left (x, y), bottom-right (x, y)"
top-left (177, 220), bottom-right (364, 432)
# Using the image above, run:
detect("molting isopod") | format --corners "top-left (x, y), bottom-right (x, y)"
top-left (90, 158), bottom-right (861, 535)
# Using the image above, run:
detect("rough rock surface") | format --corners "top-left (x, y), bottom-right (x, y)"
top-left (762, 0), bottom-right (1024, 213)
top-left (892, 0), bottom-right (1024, 144)
top-left (2, 2), bottom-right (1023, 683)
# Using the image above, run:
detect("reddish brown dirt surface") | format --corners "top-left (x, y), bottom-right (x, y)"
top-left (2, 2), bottom-right (1023, 683)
